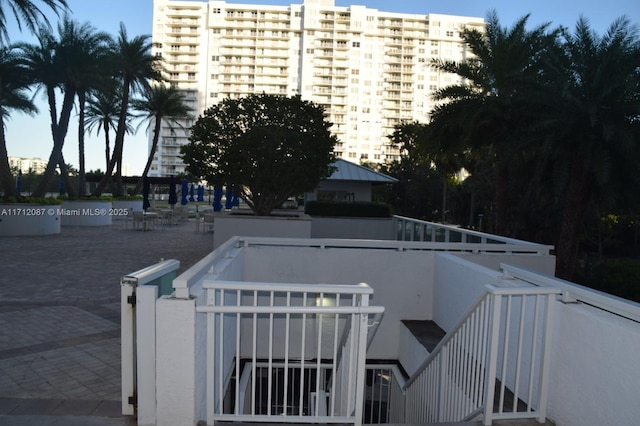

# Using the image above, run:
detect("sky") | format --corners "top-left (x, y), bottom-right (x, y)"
top-left (4, 0), bottom-right (639, 175)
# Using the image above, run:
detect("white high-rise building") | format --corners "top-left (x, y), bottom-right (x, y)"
top-left (150, 0), bottom-right (483, 177)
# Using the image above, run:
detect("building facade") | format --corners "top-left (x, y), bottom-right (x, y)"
top-left (150, 0), bottom-right (483, 176)
top-left (8, 156), bottom-right (48, 174)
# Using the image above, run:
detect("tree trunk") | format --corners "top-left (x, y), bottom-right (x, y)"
top-left (104, 121), bottom-right (111, 172)
top-left (32, 88), bottom-right (76, 197)
top-left (0, 110), bottom-right (16, 197)
top-left (555, 153), bottom-right (591, 281)
top-left (94, 82), bottom-right (131, 196)
top-left (133, 114), bottom-right (162, 195)
top-left (58, 156), bottom-right (77, 198)
top-left (441, 175), bottom-right (448, 223)
top-left (77, 91), bottom-right (87, 196)
top-left (493, 162), bottom-right (509, 236)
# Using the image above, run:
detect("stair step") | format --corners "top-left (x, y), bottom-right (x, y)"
top-left (401, 319), bottom-right (445, 352)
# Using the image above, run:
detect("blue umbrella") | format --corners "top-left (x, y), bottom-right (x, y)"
top-left (143, 177), bottom-right (151, 211)
top-left (188, 183), bottom-right (195, 202)
top-left (168, 176), bottom-right (177, 206)
top-left (213, 185), bottom-right (223, 212)
top-left (181, 179), bottom-right (189, 205)
top-left (16, 170), bottom-right (22, 194)
top-left (224, 186), bottom-right (233, 210)
top-left (225, 185), bottom-right (240, 209)
top-left (197, 185), bottom-right (204, 202)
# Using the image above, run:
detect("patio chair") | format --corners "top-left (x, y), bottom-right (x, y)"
top-left (132, 211), bottom-right (145, 231)
top-left (202, 212), bottom-right (215, 233)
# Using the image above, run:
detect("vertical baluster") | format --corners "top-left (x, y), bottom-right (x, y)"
top-left (299, 292), bottom-right (307, 416)
top-left (527, 294), bottom-right (541, 413)
top-left (251, 290), bottom-right (257, 415)
top-left (315, 292), bottom-right (324, 417)
top-left (499, 295), bottom-right (512, 414)
top-left (283, 291), bottom-right (291, 416)
top-left (483, 293), bottom-right (502, 426)
top-left (218, 289), bottom-right (225, 415)
top-left (513, 294), bottom-right (527, 413)
top-left (267, 291), bottom-right (274, 415)
top-left (206, 288), bottom-right (215, 423)
top-left (330, 294), bottom-right (340, 416)
top-left (235, 289), bottom-right (241, 414)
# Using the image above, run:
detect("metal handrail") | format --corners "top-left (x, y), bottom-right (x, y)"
top-left (501, 263), bottom-right (640, 323)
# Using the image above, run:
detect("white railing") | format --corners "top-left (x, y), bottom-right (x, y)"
top-left (363, 364), bottom-right (406, 424)
top-left (394, 216), bottom-right (553, 255)
top-left (400, 284), bottom-right (561, 425)
top-left (195, 280), bottom-right (384, 426)
top-left (120, 258), bottom-right (180, 423)
top-left (501, 263), bottom-right (640, 323)
top-left (237, 236), bottom-right (552, 255)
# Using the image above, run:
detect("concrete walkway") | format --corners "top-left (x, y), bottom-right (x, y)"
top-left (0, 217), bottom-right (214, 425)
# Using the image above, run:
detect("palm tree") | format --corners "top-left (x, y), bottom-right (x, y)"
top-left (94, 23), bottom-right (159, 196)
top-left (19, 27), bottom-right (78, 197)
top-left (53, 17), bottom-right (111, 195)
top-left (130, 83), bottom-right (192, 194)
top-left (429, 10), bottom-right (560, 234)
top-left (0, 0), bottom-right (69, 45)
top-left (85, 84), bottom-right (132, 172)
top-left (542, 17), bottom-right (640, 280)
top-left (0, 47), bottom-right (37, 196)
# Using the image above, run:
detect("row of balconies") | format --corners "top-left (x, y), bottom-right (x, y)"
top-left (166, 18), bottom-right (199, 26)
top-left (225, 11), bottom-right (291, 22)
top-left (214, 21), bottom-right (291, 30)
top-left (165, 36), bottom-right (199, 45)
top-left (164, 7), bottom-right (202, 19)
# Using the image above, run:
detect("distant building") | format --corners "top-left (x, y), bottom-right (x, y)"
top-left (8, 156), bottom-right (48, 174)
top-left (150, 0), bottom-right (483, 176)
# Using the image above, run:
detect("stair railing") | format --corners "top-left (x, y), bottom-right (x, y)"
top-left (399, 284), bottom-right (560, 425)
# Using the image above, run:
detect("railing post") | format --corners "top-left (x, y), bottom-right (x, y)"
top-left (537, 293), bottom-right (555, 422)
top-left (437, 345), bottom-right (448, 421)
top-left (483, 292), bottom-right (502, 426)
top-left (353, 293), bottom-right (370, 426)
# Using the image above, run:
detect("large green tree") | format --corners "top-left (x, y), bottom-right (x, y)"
top-left (542, 17), bottom-right (640, 280)
top-left (429, 11), bottom-right (559, 234)
top-left (182, 93), bottom-right (337, 216)
top-left (21, 25), bottom-right (77, 197)
top-left (85, 84), bottom-right (128, 172)
top-left (94, 23), bottom-right (159, 196)
top-left (62, 19), bottom-right (111, 196)
top-left (130, 83), bottom-right (192, 194)
top-left (0, 46), bottom-right (37, 196)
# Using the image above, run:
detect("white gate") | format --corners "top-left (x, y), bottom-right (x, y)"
top-left (121, 259), bottom-right (180, 424)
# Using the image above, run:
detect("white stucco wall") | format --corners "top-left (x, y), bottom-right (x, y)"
top-left (242, 245), bottom-right (435, 360)
top-left (547, 301), bottom-right (640, 426)
top-left (0, 204), bottom-right (61, 235)
top-left (213, 213), bottom-right (312, 248)
top-left (310, 216), bottom-right (395, 239)
top-left (398, 324), bottom-right (430, 376)
top-left (155, 297), bottom-right (199, 426)
top-left (454, 252), bottom-right (556, 276)
top-left (433, 253), bottom-right (503, 331)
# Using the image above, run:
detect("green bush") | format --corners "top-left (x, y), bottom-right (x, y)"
top-left (1, 196), bottom-right (62, 205)
top-left (575, 257), bottom-right (640, 303)
top-left (57, 195), bottom-right (114, 202)
top-left (305, 201), bottom-right (392, 217)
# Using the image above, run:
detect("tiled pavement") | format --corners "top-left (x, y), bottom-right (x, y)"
top-left (0, 217), bottom-right (214, 424)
